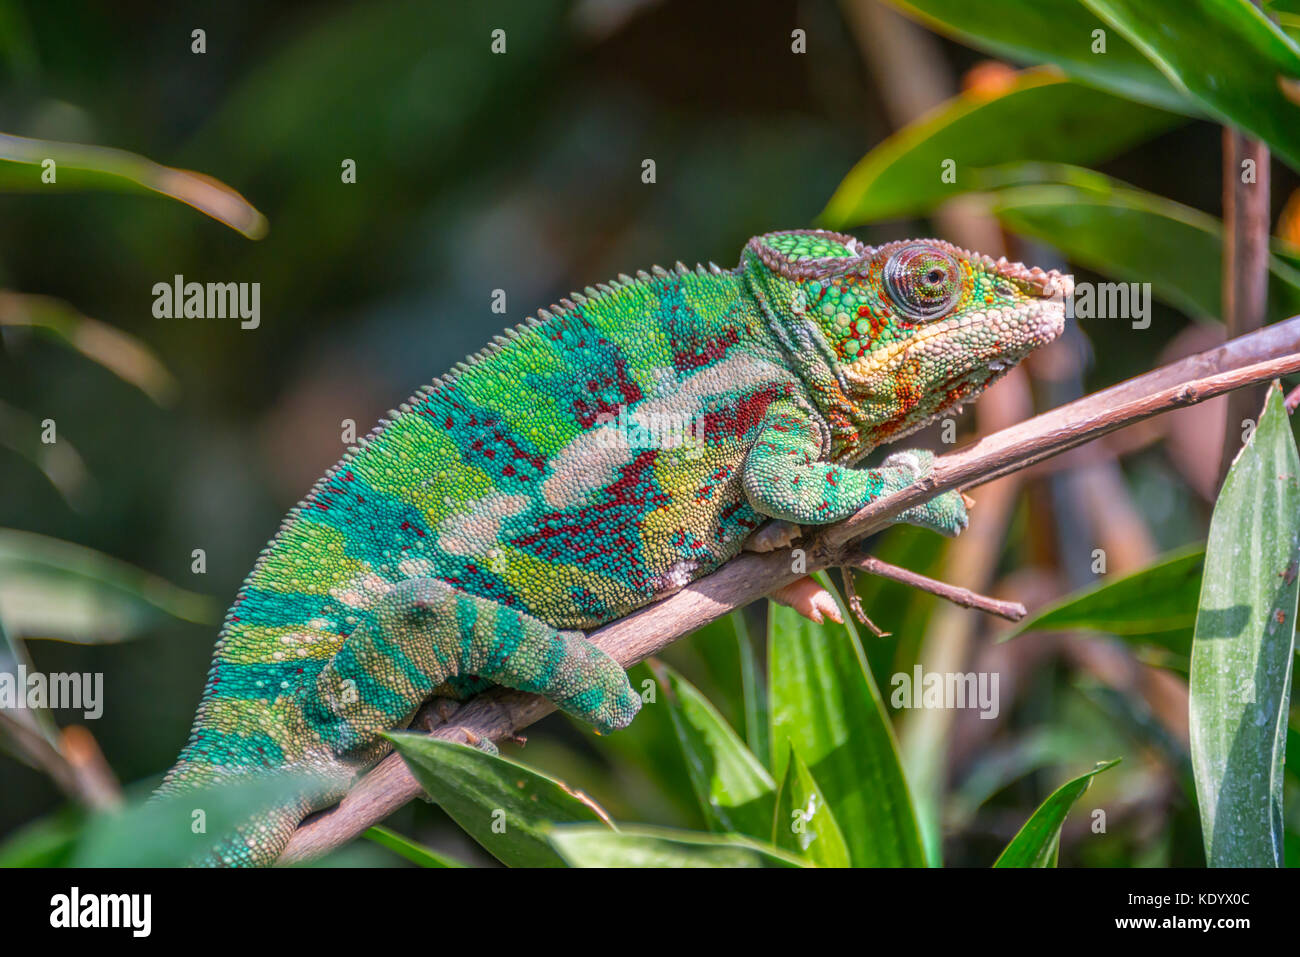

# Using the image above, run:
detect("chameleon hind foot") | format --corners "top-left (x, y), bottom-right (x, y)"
top-left (770, 576), bottom-right (842, 624)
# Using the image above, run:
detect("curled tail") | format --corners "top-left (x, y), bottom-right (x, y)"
top-left (159, 576), bottom-right (639, 866)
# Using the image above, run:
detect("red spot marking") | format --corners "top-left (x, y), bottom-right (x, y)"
top-left (571, 357), bottom-right (645, 427)
top-left (674, 327), bottom-right (740, 373)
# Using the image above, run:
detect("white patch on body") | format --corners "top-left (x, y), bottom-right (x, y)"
top-left (437, 492), bottom-right (530, 558)
top-left (329, 572), bottom-right (393, 609)
top-left (541, 353), bottom-right (789, 508)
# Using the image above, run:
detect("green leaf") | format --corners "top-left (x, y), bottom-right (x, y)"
top-left (548, 824), bottom-right (807, 868)
top-left (650, 660), bottom-right (776, 841)
top-left (990, 171), bottom-right (1300, 320)
top-left (734, 612), bottom-right (771, 769)
top-left (768, 588), bottom-right (926, 866)
top-left (0, 132), bottom-right (266, 238)
top-left (362, 825), bottom-right (466, 867)
top-left (0, 612), bottom-right (58, 751)
top-left (1080, 0), bottom-right (1300, 171)
top-left (0, 400), bottom-right (92, 511)
top-left (0, 806), bottom-right (83, 867)
top-left (884, 0), bottom-right (1195, 112)
top-left (820, 71), bottom-right (1180, 226)
top-left (1009, 545), bottom-right (1204, 641)
top-left (73, 773), bottom-right (328, 867)
top-left (0, 529), bottom-right (217, 642)
top-left (772, 745), bottom-right (851, 867)
top-left (387, 733), bottom-right (613, 868)
top-left (0, 292), bottom-right (179, 405)
top-left (1191, 383), bottom-right (1300, 867)
top-left (994, 759), bottom-right (1121, 867)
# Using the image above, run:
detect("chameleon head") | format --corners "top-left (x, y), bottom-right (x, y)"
top-left (745, 229), bottom-right (1071, 449)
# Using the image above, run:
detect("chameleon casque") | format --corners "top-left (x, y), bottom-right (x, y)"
top-left (157, 228), bottom-right (1069, 865)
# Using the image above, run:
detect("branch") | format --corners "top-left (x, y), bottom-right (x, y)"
top-left (279, 315), bottom-right (1300, 864)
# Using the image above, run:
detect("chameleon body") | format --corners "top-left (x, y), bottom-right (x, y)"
top-left (157, 229), bottom-right (1068, 865)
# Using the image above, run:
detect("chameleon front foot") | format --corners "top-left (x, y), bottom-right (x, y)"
top-left (883, 450), bottom-right (969, 537)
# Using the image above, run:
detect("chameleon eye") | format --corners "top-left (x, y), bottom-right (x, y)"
top-left (883, 243), bottom-right (962, 321)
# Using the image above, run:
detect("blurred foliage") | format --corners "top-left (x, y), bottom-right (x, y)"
top-left (2, 0), bottom-right (1299, 868)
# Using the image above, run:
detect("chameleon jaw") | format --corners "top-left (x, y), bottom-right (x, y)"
top-left (841, 293), bottom-right (1068, 387)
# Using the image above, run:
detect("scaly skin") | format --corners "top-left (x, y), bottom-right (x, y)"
top-left (156, 229), bottom-right (1069, 865)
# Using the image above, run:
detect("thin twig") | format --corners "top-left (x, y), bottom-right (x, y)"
top-left (849, 554), bottom-right (1026, 622)
top-left (280, 315), bottom-right (1300, 864)
top-left (1219, 10), bottom-right (1271, 482)
top-left (0, 714), bottom-right (121, 810)
top-left (838, 566), bottom-right (890, 637)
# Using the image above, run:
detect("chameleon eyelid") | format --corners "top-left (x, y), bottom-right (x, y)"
top-left (883, 243), bottom-right (961, 321)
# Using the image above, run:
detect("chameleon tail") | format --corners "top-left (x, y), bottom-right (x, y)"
top-left (160, 576), bottom-right (638, 866)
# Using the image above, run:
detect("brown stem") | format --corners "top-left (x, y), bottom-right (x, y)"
top-left (280, 316), bottom-right (1300, 864)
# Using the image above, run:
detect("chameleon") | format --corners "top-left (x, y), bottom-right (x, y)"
top-left (155, 228), bottom-right (1069, 865)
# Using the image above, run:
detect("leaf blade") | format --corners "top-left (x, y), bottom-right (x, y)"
top-left (1009, 545), bottom-right (1205, 639)
top-left (884, 0), bottom-right (1195, 112)
top-left (0, 132), bottom-right (267, 238)
top-left (0, 529), bottom-right (217, 642)
top-left (993, 759), bottom-right (1120, 867)
top-left (767, 590), bottom-right (926, 867)
top-left (387, 733), bottom-right (612, 868)
top-left (650, 660), bottom-right (776, 842)
top-left (1190, 383), bottom-right (1300, 867)
top-left (821, 72), bottom-right (1180, 226)
top-left (1081, 0), bottom-right (1300, 170)
top-left (990, 173), bottom-right (1300, 321)
top-left (772, 745), bottom-right (851, 867)
top-left (548, 824), bottom-right (807, 868)
top-left (362, 825), bottom-right (466, 868)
